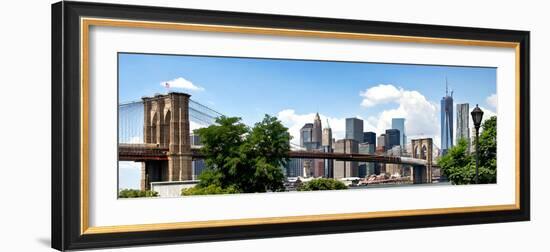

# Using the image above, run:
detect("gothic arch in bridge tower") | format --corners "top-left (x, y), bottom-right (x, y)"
top-left (150, 112), bottom-right (158, 145)
top-left (421, 145), bottom-right (427, 160)
top-left (162, 109), bottom-right (171, 148)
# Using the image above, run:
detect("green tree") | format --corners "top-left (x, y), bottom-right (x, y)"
top-left (478, 116), bottom-right (497, 170)
top-left (194, 116), bottom-right (249, 190)
top-left (438, 116), bottom-right (497, 185)
top-left (185, 115), bottom-right (290, 196)
top-left (239, 115), bottom-right (290, 192)
top-left (297, 178), bottom-right (348, 191)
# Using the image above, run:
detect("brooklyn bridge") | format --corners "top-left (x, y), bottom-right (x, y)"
top-left (118, 92), bottom-right (435, 190)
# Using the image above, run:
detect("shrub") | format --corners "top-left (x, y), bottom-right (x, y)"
top-left (297, 178), bottom-right (348, 191)
top-left (118, 189), bottom-right (158, 198)
top-left (181, 184), bottom-right (240, 196)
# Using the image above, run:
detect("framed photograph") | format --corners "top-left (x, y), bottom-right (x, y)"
top-left (52, 1), bottom-right (530, 250)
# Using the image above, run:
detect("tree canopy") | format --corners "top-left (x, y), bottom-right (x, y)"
top-left (438, 116), bottom-right (497, 185)
top-left (182, 115), bottom-right (290, 196)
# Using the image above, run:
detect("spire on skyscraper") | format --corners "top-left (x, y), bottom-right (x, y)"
top-left (446, 77), bottom-right (448, 96)
top-left (312, 112), bottom-right (322, 149)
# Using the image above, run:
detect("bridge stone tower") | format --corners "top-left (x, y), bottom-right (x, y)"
top-left (411, 138), bottom-right (433, 184)
top-left (141, 92), bottom-right (192, 190)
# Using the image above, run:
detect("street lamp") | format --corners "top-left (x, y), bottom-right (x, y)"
top-left (471, 104), bottom-right (484, 184)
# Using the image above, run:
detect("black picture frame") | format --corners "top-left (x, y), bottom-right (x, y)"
top-left (52, 1), bottom-right (530, 251)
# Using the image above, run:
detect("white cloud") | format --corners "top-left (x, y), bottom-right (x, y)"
top-left (360, 84), bottom-right (402, 108)
top-left (161, 77), bottom-right (204, 91)
top-left (360, 84), bottom-right (440, 147)
top-left (276, 109), bottom-right (375, 147)
top-left (486, 93), bottom-right (497, 110)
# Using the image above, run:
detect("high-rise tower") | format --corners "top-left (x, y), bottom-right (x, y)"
top-left (456, 103), bottom-right (470, 143)
top-left (345, 117), bottom-right (364, 143)
top-left (322, 119), bottom-right (333, 178)
top-left (385, 129), bottom-right (401, 150)
top-left (300, 123), bottom-right (314, 150)
top-left (322, 119), bottom-right (332, 148)
top-left (312, 112), bottom-right (322, 149)
top-left (391, 118), bottom-right (406, 148)
top-left (441, 79), bottom-right (454, 155)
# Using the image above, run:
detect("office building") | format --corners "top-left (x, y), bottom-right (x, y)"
top-left (322, 120), bottom-right (333, 148)
top-left (385, 145), bottom-right (403, 176)
top-left (300, 123), bottom-right (314, 150)
top-left (363, 131), bottom-right (376, 145)
top-left (391, 118), bottom-right (406, 148)
top-left (312, 113), bottom-right (322, 149)
top-left (322, 145), bottom-right (333, 178)
top-left (377, 134), bottom-right (386, 152)
top-left (456, 103), bottom-right (470, 143)
top-left (358, 143), bottom-right (376, 177)
top-left (285, 158), bottom-right (304, 177)
top-left (322, 120), bottom-right (333, 178)
top-left (334, 139), bottom-right (359, 179)
top-left (345, 117), bottom-right (364, 143)
top-left (385, 129), bottom-right (401, 150)
top-left (313, 159), bottom-right (324, 177)
top-left (441, 81), bottom-right (454, 154)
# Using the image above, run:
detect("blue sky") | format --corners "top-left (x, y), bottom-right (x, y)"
top-left (118, 52), bottom-right (497, 189)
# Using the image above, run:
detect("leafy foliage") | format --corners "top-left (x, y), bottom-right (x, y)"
top-left (181, 184), bottom-right (239, 196)
top-left (297, 178), bottom-right (348, 191)
top-left (118, 189), bottom-right (158, 198)
top-left (189, 115), bottom-right (290, 195)
top-left (438, 116), bottom-right (497, 185)
top-left (239, 115), bottom-right (290, 192)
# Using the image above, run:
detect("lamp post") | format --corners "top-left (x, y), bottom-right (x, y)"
top-left (471, 104), bottom-right (484, 184)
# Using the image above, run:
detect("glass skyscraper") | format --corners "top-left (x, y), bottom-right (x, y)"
top-left (363, 131), bottom-right (376, 145)
top-left (300, 123), bottom-right (314, 150)
top-left (385, 129), bottom-right (401, 150)
top-left (391, 118), bottom-right (406, 148)
top-left (345, 117), bottom-right (364, 143)
top-left (441, 84), bottom-right (454, 154)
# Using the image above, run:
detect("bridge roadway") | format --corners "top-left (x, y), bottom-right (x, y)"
top-left (118, 144), bottom-right (429, 166)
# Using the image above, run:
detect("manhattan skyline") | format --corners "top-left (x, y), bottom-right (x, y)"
top-left (118, 52), bottom-right (497, 189)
